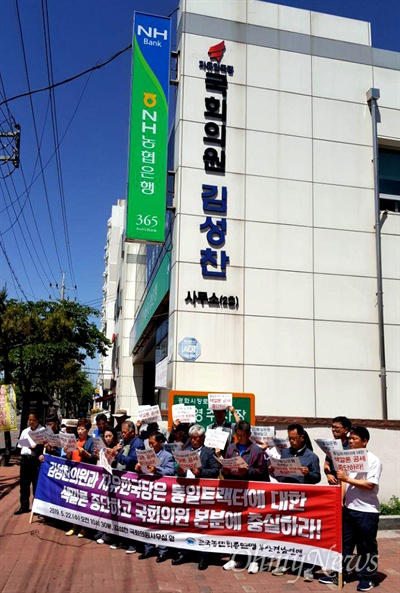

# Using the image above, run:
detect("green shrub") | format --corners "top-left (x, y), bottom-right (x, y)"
top-left (380, 495), bottom-right (400, 515)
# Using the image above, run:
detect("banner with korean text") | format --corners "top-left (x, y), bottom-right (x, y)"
top-left (126, 12), bottom-right (171, 243)
top-left (0, 384), bottom-right (17, 431)
top-left (33, 456), bottom-right (342, 571)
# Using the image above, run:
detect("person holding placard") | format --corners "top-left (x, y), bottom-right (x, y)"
top-left (136, 420), bottom-right (160, 448)
top-left (65, 418), bottom-right (96, 538)
top-left (40, 413), bottom-right (62, 459)
top-left (222, 421), bottom-right (266, 482)
top-left (135, 431), bottom-right (175, 562)
top-left (112, 420), bottom-right (144, 472)
top-left (111, 408), bottom-right (130, 440)
top-left (107, 421), bottom-right (144, 553)
top-left (208, 405), bottom-right (240, 454)
top-left (270, 424), bottom-right (320, 486)
top-left (14, 411), bottom-right (44, 515)
top-left (319, 426), bottom-right (382, 592)
top-left (324, 416), bottom-right (351, 485)
top-left (172, 424), bottom-right (219, 570)
top-left (222, 421), bottom-right (266, 574)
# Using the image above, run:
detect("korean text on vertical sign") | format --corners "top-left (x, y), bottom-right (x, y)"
top-left (126, 12), bottom-right (171, 243)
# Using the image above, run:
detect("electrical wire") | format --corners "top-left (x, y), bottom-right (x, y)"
top-left (0, 44), bottom-right (132, 108)
top-left (42, 0), bottom-right (77, 298)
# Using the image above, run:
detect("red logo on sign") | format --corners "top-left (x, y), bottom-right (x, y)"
top-left (208, 41), bottom-right (226, 63)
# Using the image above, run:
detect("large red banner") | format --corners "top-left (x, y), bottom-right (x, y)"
top-left (33, 456), bottom-right (342, 571)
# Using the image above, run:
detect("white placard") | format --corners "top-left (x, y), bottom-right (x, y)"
top-left (215, 456), bottom-right (248, 469)
top-left (46, 433), bottom-right (62, 448)
top-left (251, 426), bottom-right (275, 443)
top-left (204, 428), bottom-right (229, 450)
top-left (331, 448), bottom-right (369, 473)
top-left (207, 393), bottom-right (232, 410)
top-left (270, 457), bottom-right (303, 477)
top-left (172, 404), bottom-right (196, 424)
top-left (99, 448), bottom-right (114, 474)
top-left (60, 432), bottom-right (77, 453)
top-left (92, 436), bottom-right (106, 455)
top-left (272, 437), bottom-right (290, 450)
top-left (164, 442), bottom-right (184, 453)
top-left (28, 427), bottom-right (53, 445)
top-left (315, 438), bottom-right (343, 457)
top-left (137, 405), bottom-right (162, 424)
top-left (173, 449), bottom-right (202, 470)
top-left (136, 448), bottom-right (160, 468)
top-left (17, 437), bottom-right (32, 448)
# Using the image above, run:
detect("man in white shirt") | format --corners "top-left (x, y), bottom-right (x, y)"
top-left (319, 426), bottom-right (382, 593)
top-left (14, 412), bottom-right (43, 515)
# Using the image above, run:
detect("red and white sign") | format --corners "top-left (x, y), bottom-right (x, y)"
top-left (270, 457), bottom-right (303, 477)
top-left (173, 449), bottom-right (202, 470)
top-left (137, 405), bottom-right (162, 424)
top-left (208, 393), bottom-right (232, 410)
top-left (332, 448), bottom-right (369, 473)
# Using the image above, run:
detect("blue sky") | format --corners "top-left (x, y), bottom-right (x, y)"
top-left (1, 0), bottom-right (399, 317)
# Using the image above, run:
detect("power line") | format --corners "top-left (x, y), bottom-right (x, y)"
top-left (42, 0), bottom-right (77, 297)
top-left (0, 236), bottom-right (28, 300)
top-left (0, 44), bottom-right (132, 108)
top-left (15, 0), bottom-right (63, 274)
top-left (0, 72), bottom-right (92, 217)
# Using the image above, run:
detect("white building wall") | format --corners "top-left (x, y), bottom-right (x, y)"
top-left (169, 0), bottom-right (400, 425)
top-left (99, 200), bottom-right (125, 395)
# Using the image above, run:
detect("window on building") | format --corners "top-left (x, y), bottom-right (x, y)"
top-left (379, 147), bottom-right (400, 212)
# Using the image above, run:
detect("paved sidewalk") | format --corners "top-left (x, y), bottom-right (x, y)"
top-left (1, 460), bottom-right (399, 593)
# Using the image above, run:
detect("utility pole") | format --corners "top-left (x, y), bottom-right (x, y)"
top-left (50, 272), bottom-right (77, 301)
top-left (0, 123), bottom-right (21, 171)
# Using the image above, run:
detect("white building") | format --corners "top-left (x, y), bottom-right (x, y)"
top-left (105, 0), bottom-right (400, 499)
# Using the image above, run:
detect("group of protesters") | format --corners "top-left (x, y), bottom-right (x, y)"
top-left (13, 406), bottom-right (382, 592)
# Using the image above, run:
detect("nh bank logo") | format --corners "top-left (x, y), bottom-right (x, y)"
top-left (137, 23), bottom-right (168, 47)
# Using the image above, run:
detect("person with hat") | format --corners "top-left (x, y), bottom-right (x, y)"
top-left (112, 409), bottom-right (130, 441)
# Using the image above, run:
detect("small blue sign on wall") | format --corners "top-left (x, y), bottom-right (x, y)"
top-left (178, 337), bottom-right (201, 361)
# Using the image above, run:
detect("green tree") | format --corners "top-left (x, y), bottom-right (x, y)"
top-left (0, 292), bottom-right (110, 431)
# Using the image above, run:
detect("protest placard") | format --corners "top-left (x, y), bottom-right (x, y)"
top-left (270, 457), bottom-right (303, 477)
top-left (204, 428), bottom-right (229, 450)
top-left (59, 432), bottom-right (77, 453)
top-left (137, 448), bottom-right (160, 468)
top-left (164, 442), bottom-right (184, 453)
top-left (315, 439), bottom-right (343, 457)
top-left (216, 456), bottom-right (248, 469)
top-left (251, 426), bottom-right (275, 443)
top-left (172, 404), bottom-right (196, 423)
top-left (17, 437), bottom-right (32, 448)
top-left (99, 448), bottom-right (113, 474)
top-left (272, 437), bottom-right (290, 450)
top-left (332, 448), bottom-right (369, 473)
top-left (28, 427), bottom-right (53, 445)
top-left (208, 393), bottom-right (232, 411)
top-left (46, 433), bottom-right (62, 448)
top-left (138, 405), bottom-right (162, 424)
top-left (0, 384), bottom-right (17, 431)
top-left (92, 436), bottom-right (106, 455)
top-left (173, 449), bottom-right (201, 470)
